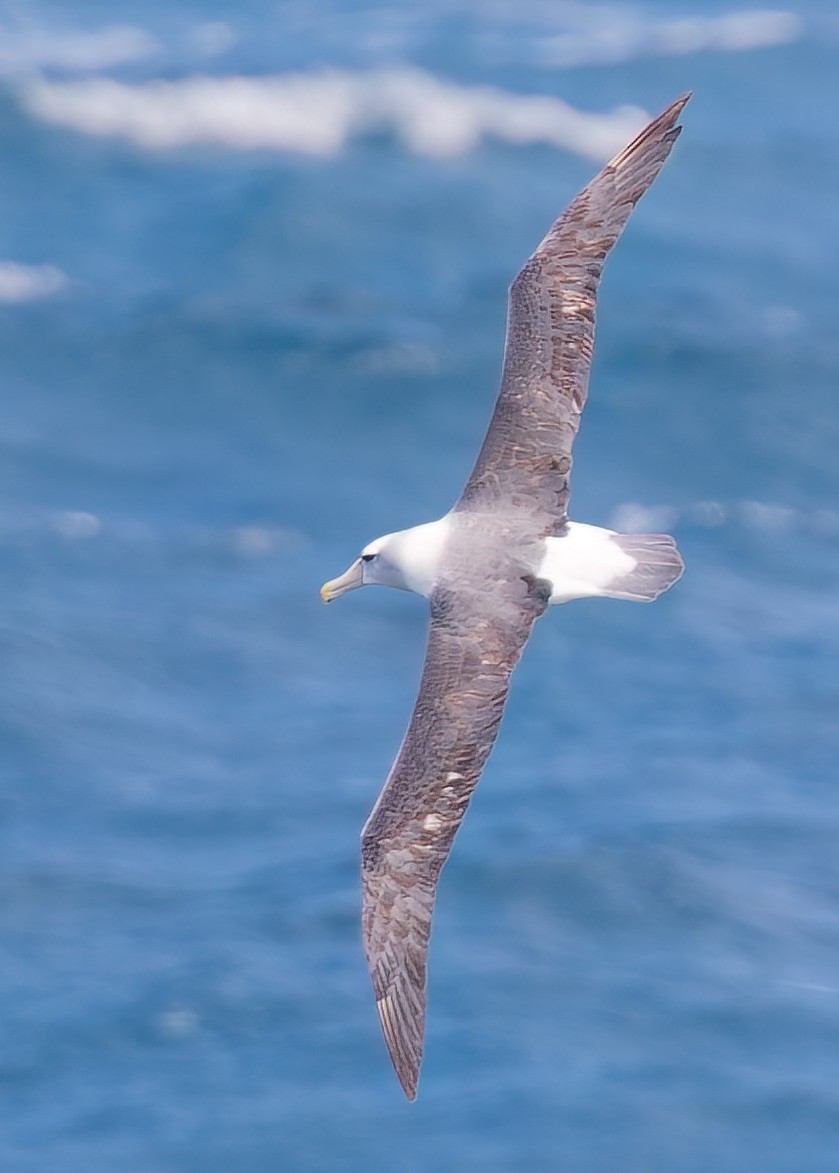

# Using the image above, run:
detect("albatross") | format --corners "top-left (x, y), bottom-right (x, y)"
top-left (321, 93), bottom-right (690, 1099)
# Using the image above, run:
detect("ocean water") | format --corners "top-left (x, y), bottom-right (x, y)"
top-left (1, 2), bottom-right (839, 1169)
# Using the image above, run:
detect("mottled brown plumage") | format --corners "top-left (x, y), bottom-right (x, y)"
top-left (460, 93), bottom-right (690, 532)
top-left (358, 94), bottom-right (690, 1099)
top-left (361, 572), bottom-right (548, 1098)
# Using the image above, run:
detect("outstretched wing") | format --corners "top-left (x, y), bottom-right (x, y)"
top-left (361, 583), bottom-right (547, 1099)
top-left (457, 93), bottom-right (690, 530)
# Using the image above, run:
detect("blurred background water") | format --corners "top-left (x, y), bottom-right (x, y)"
top-left (1, 1), bottom-right (838, 1169)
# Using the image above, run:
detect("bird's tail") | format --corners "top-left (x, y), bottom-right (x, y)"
top-left (602, 533), bottom-right (684, 602)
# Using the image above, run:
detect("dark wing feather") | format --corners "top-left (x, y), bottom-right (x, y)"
top-left (361, 584), bottom-right (546, 1099)
top-left (457, 93), bottom-right (690, 531)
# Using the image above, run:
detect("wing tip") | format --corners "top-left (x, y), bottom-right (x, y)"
top-left (670, 90), bottom-right (693, 116)
top-left (663, 92), bottom-right (692, 139)
top-left (656, 91), bottom-right (692, 140)
top-left (376, 992), bottom-right (422, 1101)
top-left (608, 91), bottom-right (692, 171)
top-left (654, 91), bottom-right (693, 129)
top-left (600, 90), bottom-right (694, 185)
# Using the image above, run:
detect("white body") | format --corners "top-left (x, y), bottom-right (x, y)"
top-left (361, 517), bottom-right (665, 605)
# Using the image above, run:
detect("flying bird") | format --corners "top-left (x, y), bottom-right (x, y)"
top-left (321, 93), bottom-right (690, 1100)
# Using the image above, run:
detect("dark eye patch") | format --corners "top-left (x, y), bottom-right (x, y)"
top-left (361, 553), bottom-right (375, 562)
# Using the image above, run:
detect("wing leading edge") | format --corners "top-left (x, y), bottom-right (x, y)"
top-left (458, 93), bottom-right (691, 531)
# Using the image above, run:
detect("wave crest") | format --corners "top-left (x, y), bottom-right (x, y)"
top-left (21, 68), bottom-right (648, 161)
top-left (535, 8), bottom-right (802, 67)
top-left (0, 261), bottom-right (67, 302)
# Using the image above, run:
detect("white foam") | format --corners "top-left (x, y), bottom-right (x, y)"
top-left (536, 8), bottom-right (802, 67)
top-left (155, 1008), bottom-right (199, 1037)
top-left (0, 25), bottom-right (157, 75)
top-left (609, 502), bottom-right (678, 534)
top-left (20, 68), bottom-right (648, 161)
top-left (739, 500), bottom-right (798, 532)
top-left (0, 261), bottom-right (67, 302)
top-left (607, 498), bottom-right (839, 538)
top-left (690, 501), bottom-right (728, 528)
top-left (52, 511), bottom-right (101, 540)
top-left (232, 525), bottom-right (295, 556)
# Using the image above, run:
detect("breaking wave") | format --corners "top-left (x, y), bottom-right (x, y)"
top-left (518, 8), bottom-right (802, 68)
top-left (0, 260), bottom-right (67, 302)
top-left (610, 499), bottom-right (839, 537)
top-left (20, 68), bottom-right (649, 160)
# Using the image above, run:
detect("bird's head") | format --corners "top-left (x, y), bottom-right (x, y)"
top-left (320, 518), bottom-right (451, 603)
top-left (320, 533), bottom-right (404, 602)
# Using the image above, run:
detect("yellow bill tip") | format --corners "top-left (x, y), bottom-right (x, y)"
top-left (320, 559), bottom-right (364, 603)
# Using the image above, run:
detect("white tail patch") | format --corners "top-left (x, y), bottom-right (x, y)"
top-left (539, 523), bottom-right (683, 604)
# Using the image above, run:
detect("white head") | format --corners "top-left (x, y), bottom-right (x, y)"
top-left (321, 516), bottom-right (451, 603)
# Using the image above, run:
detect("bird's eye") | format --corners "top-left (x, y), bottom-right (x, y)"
top-left (361, 553), bottom-right (375, 562)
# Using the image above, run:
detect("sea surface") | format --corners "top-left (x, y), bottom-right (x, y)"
top-left (2, 2), bottom-right (839, 1170)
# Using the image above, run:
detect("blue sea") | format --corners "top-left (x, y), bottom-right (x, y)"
top-left (2, 1), bottom-right (839, 1169)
